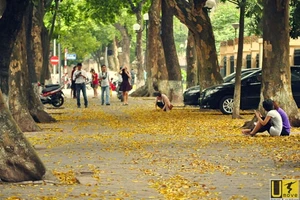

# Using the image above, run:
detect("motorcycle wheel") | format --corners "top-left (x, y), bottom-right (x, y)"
top-left (52, 96), bottom-right (64, 107)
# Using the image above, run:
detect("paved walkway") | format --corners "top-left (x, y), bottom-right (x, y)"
top-left (0, 91), bottom-right (299, 200)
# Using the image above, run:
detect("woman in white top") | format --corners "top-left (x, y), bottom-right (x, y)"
top-left (155, 91), bottom-right (173, 111)
top-left (242, 99), bottom-right (282, 136)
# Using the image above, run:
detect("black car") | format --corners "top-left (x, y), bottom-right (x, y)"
top-left (183, 68), bottom-right (260, 106)
top-left (199, 66), bottom-right (300, 114)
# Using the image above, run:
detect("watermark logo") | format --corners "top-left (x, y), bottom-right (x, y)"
top-left (270, 179), bottom-right (299, 200)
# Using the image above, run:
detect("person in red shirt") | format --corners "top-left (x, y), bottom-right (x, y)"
top-left (90, 69), bottom-right (99, 98)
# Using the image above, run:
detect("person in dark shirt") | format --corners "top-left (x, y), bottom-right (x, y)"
top-left (119, 66), bottom-right (131, 105)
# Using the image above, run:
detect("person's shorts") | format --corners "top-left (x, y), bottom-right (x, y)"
top-left (156, 102), bottom-right (164, 109)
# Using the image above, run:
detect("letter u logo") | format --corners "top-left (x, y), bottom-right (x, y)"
top-left (271, 180), bottom-right (282, 198)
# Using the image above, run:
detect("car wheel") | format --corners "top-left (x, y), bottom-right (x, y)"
top-left (219, 96), bottom-right (233, 114)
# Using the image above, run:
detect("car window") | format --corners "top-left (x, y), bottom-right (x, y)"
top-left (191, 87), bottom-right (200, 91)
top-left (246, 73), bottom-right (261, 83)
top-left (227, 70), bottom-right (259, 83)
top-left (240, 71), bottom-right (261, 84)
top-left (223, 73), bottom-right (236, 82)
top-left (291, 68), bottom-right (300, 81)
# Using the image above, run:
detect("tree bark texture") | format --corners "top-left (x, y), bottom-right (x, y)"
top-left (27, 1), bottom-right (56, 123)
top-left (232, 0), bottom-right (246, 119)
top-left (0, 0), bottom-right (46, 182)
top-left (112, 37), bottom-right (120, 72)
top-left (0, 90), bottom-right (46, 182)
top-left (39, 3), bottom-right (51, 84)
top-left (186, 30), bottom-right (198, 88)
top-left (108, 55), bottom-right (115, 71)
top-left (135, 10), bottom-right (145, 87)
top-left (91, 49), bottom-right (102, 73)
top-left (157, 35), bottom-right (169, 95)
top-left (0, 0), bottom-right (29, 95)
top-left (9, 9), bottom-right (41, 132)
top-left (147, 0), bottom-right (162, 96)
top-left (166, 0), bottom-right (223, 91)
top-left (161, 0), bottom-right (183, 102)
top-left (262, 0), bottom-right (300, 126)
top-left (31, 2), bottom-right (43, 83)
top-left (114, 23), bottom-right (130, 69)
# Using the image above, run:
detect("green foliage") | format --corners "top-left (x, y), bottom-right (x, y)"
top-left (290, 0), bottom-right (300, 39)
top-left (85, 0), bottom-right (127, 24)
top-left (210, 2), bottom-right (240, 52)
top-left (223, 0), bottom-right (300, 39)
top-left (44, 0), bottom-right (120, 62)
top-left (245, 0), bottom-right (263, 36)
top-left (43, 0), bottom-right (153, 63)
top-left (86, 0), bottom-right (150, 24)
top-left (181, 68), bottom-right (187, 81)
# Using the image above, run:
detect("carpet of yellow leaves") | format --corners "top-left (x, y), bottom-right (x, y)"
top-left (1, 97), bottom-right (299, 199)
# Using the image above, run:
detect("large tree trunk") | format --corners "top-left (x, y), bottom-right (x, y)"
top-left (108, 43), bottom-right (116, 71)
top-left (31, 2), bottom-right (43, 83)
top-left (112, 37), bottom-right (120, 72)
top-left (261, 0), bottom-right (300, 126)
top-left (28, 1), bottom-right (56, 123)
top-left (232, 0), bottom-right (246, 119)
top-left (0, 90), bottom-right (46, 182)
top-left (39, 0), bottom-right (57, 84)
top-left (91, 49), bottom-right (102, 73)
top-left (0, 0), bottom-right (46, 182)
top-left (186, 30), bottom-right (198, 88)
top-left (114, 23), bottom-right (130, 69)
top-left (146, 0), bottom-right (169, 96)
top-left (135, 10), bottom-right (145, 88)
top-left (166, 0), bottom-right (223, 91)
top-left (0, 0), bottom-right (29, 96)
top-left (161, 0), bottom-right (182, 103)
top-left (9, 5), bottom-right (41, 132)
top-left (157, 34), bottom-right (169, 95)
top-left (147, 0), bottom-right (161, 96)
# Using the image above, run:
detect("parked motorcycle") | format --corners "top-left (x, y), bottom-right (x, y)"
top-left (40, 84), bottom-right (64, 107)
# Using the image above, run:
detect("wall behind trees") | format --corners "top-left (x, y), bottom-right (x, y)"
top-left (219, 36), bottom-right (300, 77)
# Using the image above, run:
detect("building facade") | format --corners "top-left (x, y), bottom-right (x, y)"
top-left (219, 36), bottom-right (300, 77)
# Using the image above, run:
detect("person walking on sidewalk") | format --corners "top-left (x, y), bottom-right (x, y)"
top-left (99, 64), bottom-right (110, 105)
top-left (119, 66), bottom-right (131, 105)
top-left (73, 63), bottom-right (88, 108)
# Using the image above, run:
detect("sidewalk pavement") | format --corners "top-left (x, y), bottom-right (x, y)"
top-left (0, 94), bottom-right (299, 200)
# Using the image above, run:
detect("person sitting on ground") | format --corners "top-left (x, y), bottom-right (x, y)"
top-left (242, 99), bottom-right (282, 136)
top-left (273, 101), bottom-right (291, 136)
top-left (155, 91), bottom-right (173, 111)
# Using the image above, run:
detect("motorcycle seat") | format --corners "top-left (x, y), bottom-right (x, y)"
top-left (45, 84), bottom-right (61, 88)
top-left (42, 85), bottom-right (61, 93)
